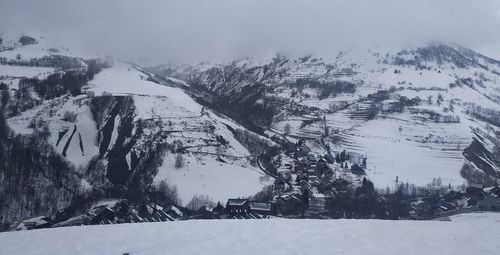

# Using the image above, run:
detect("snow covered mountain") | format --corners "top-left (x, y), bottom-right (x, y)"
top-left (2, 33), bottom-right (500, 229)
top-left (0, 34), bottom-right (274, 227)
top-left (152, 43), bottom-right (500, 188)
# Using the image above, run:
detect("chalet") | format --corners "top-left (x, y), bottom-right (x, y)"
top-left (51, 215), bottom-right (86, 228)
top-left (323, 189), bottom-right (336, 198)
top-left (295, 145), bottom-right (311, 158)
top-left (226, 199), bottom-right (250, 214)
top-left (484, 186), bottom-right (500, 197)
top-left (323, 154), bottom-right (335, 164)
top-left (249, 202), bottom-right (273, 215)
top-left (153, 210), bottom-right (176, 222)
top-left (443, 201), bottom-right (458, 211)
top-left (324, 167), bottom-right (335, 179)
top-left (300, 181), bottom-right (313, 196)
top-left (306, 168), bottom-right (317, 177)
top-left (273, 194), bottom-right (302, 215)
top-left (333, 178), bottom-right (350, 193)
top-left (295, 162), bottom-right (306, 174)
top-left (478, 196), bottom-right (500, 211)
top-left (350, 163), bottom-right (366, 175)
top-left (212, 202), bottom-right (226, 215)
top-left (90, 206), bottom-right (117, 224)
top-left (318, 178), bottom-right (335, 193)
top-left (467, 197), bottom-right (480, 207)
top-left (54, 208), bottom-right (73, 223)
top-left (317, 163), bottom-right (334, 178)
top-left (308, 175), bottom-right (320, 186)
top-left (274, 178), bottom-right (286, 192)
top-left (316, 160), bottom-right (329, 173)
top-left (307, 154), bottom-right (317, 162)
top-left (295, 173), bottom-right (308, 183)
top-left (164, 205), bottom-right (184, 218)
top-left (307, 193), bottom-right (327, 215)
top-left (409, 210), bottom-right (418, 219)
top-left (382, 99), bottom-right (402, 112)
top-left (11, 216), bottom-right (51, 231)
top-left (297, 139), bottom-right (306, 147)
top-left (193, 206), bottom-right (215, 219)
top-left (455, 197), bottom-right (469, 208)
top-left (466, 183), bottom-right (484, 197)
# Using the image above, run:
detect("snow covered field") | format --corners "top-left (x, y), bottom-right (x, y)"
top-left (0, 64), bottom-right (54, 77)
top-left (1, 213), bottom-right (499, 255)
top-left (156, 154), bottom-right (270, 205)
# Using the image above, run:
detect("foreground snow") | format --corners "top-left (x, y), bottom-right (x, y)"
top-left (1, 213), bottom-right (499, 255)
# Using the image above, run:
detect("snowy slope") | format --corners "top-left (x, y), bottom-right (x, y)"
top-left (1, 212), bottom-right (499, 255)
top-left (159, 43), bottom-right (500, 188)
top-left (89, 63), bottom-right (271, 204)
top-left (156, 153), bottom-right (268, 205)
top-left (319, 45), bottom-right (500, 187)
top-left (2, 34), bottom-right (99, 167)
top-left (1, 34), bottom-right (272, 221)
top-left (6, 60), bottom-right (271, 202)
top-left (7, 95), bottom-right (100, 167)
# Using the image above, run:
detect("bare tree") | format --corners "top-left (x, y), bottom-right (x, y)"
top-left (186, 194), bottom-right (216, 211)
top-left (175, 153), bottom-right (184, 168)
top-left (153, 180), bottom-right (181, 206)
top-left (284, 123), bottom-right (292, 135)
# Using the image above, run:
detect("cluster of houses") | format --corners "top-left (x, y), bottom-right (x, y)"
top-left (9, 140), bottom-right (500, 231)
top-left (10, 200), bottom-right (180, 231)
top-left (220, 141), bottom-right (371, 219)
top-left (223, 140), bottom-right (500, 220)
top-left (467, 184), bottom-right (500, 211)
top-left (406, 183), bottom-right (500, 220)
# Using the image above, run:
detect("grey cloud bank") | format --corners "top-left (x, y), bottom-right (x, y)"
top-left (1, 0), bottom-right (500, 64)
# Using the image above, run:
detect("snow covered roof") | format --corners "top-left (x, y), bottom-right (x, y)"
top-left (278, 194), bottom-right (300, 201)
top-left (226, 199), bottom-right (249, 207)
top-left (165, 205), bottom-right (184, 217)
top-left (249, 202), bottom-right (271, 211)
top-left (469, 183), bottom-right (483, 189)
top-left (22, 216), bottom-right (50, 226)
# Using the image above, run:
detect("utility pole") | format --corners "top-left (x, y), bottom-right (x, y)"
top-left (394, 176), bottom-right (399, 193)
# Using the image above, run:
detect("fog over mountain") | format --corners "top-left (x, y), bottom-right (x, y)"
top-left (1, 0), bottom-right (500, 64)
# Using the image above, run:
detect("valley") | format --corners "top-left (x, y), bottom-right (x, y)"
top-left (1, 34), bottom-right (500, 231)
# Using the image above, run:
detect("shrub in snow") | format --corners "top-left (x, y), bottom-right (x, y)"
top-left (86, 91), bottom-right (95, 98)
top-left (250, 185), bottom-right (274, 202)
top-left (19, 35), bottom-right (37, 46)
top-left (174, 153), bottom-right (184, 168)
top-left (186, 194), bottom-right (216, 211)
top-left (150, 180), bottom-right (181, 206)
top-left (284, 123), bottom-right (291, 135)
top-left (62, 111), bottom-right (77, 122)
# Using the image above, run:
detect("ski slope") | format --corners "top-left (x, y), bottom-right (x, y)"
top-left (0, 213), bottom-right (499, 255)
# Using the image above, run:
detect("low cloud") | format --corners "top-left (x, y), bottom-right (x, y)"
top-left (1, 0), bottom-right (500, 63)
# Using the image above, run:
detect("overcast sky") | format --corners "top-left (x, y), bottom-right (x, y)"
top-left (1, 0), bottom-right (500, 64)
